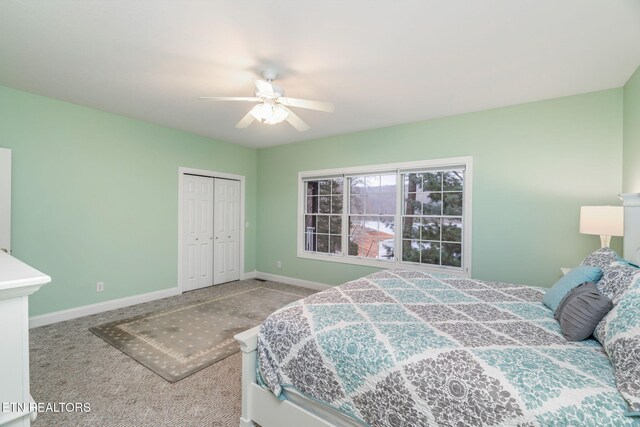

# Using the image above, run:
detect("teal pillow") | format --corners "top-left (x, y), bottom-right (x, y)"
top-left (543, 265), bottom-right (603, 312)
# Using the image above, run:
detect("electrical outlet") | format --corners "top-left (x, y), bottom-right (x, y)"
top-left (96, 282), bottom-right (104, 292)
top-left (276, 261), bottom-right (282, 269)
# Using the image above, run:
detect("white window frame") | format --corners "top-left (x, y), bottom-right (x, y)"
top-left (297, 156), bottom-right (473, 277)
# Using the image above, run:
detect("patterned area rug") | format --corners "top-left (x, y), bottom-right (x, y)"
top-left (90, 286), bottom-right (303, 382)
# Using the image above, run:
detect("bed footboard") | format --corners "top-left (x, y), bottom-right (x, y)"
top-left (234, 327), bottom-right (338, 427)
top-left (234, 326), bottom-right (259, 427)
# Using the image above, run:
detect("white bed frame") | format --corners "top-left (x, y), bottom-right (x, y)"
top-left (234, 193), bottom-right (640, 427)
top-left (234, 327), bottom-right (339, 427)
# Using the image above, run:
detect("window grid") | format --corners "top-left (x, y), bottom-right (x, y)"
top-left (304, 179), bottom-right (343, 255)
top-left (345, 174), bottom-right (397, 261)
top-left (300, 161), bottom-right (469, 273)
top-left (400, 170), bottom-right (464, 267)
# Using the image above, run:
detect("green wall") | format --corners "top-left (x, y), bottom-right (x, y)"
top-left (256, 89), bottom-right (624, 288)
top-left (1, 83), bottom-right (629, 317)
top-left (624, 66), bottom-right (640, 193)
top-left (0, 85), bottom-right (257, 316)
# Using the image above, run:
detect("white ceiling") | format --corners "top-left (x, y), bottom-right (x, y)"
top-left (1, 1), bottom-right (639, 148)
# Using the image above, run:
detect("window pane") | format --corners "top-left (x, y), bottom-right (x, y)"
top-left (348, 215), bottom-right (395, 260)
top-left (331, 195), bottom-right (343, 214)
top-left (306, 181), bottom-right (319, 196)
top-left (442, 218), bottom-right (462, 242)
top-left (420, 242), bottom-right (440, 265)
top-left (330, 215), bottom-right (342, 234)
top-left (379, 194), bottom-right (396, 215)
top-left (402, 240), bottom-right (420, 262)
top-left (349, 216), bottom-right (395, 235)
top-left (422, 193), bottom-right (442, 215)
top-left (331, 178), bottom-right (343, 194)
top-left (421, 218), bottom-right (441, 241)
top-left (316, 234), bottom-right (329, 252)
top-left (348, 218), bottom-right (361, 239)
top-left (350, 177), bottom-right (365, 194)
top-left (378, 238), bottom-right (395, 260)
top-left (317, 216), bottom-right (329, 233)
top-left (348, 235), bottom-right (359, 256)
top-left (378, 175), bottom-right (397, 215)
top-left (404, 174), bottom-right (422, 193)
top-left (403, 196), bottom-right (421, 215)
top-left (329, 236), bottom-right (342, 254)
top-left (319, 180), bottom-right (332, 195)
top-left (443, 171), bottom-right (463, 191)
top-left (380, 174), bottom-right (396, 187)
top-left (399, 169), bottom-right (465, 269)
top-left (306, 196), bottom-right (317, 214)
top-left (349, 215), bottom-right (376, 234)
top-left (350, 194), bottom-right (365, 214)
top-left (422, 172), bottom-right (442, 191)
top-left (443, 193), bottom-right (462, 215)
top-left (304, 231), bottom-right (316, 252)
top-left (364, 194), bottom-right (381, 215)
top-left (402, 217), bottom-right (421, 239)
top-left (365, 176), bottom-right (381, 192)
top-left (317, 235), bottom-right (329, 253)
top-left (442, 243), bottom-right (462, 267)
top-left (305, 215), bottom-right (316, 230)
top-left (348, 233), bottom-right (392, 259)
top-left (319, 196), bottom-right (331, 213)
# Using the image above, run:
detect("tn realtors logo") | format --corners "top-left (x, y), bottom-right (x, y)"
top-left (2, 402), bottom-right (91, 413)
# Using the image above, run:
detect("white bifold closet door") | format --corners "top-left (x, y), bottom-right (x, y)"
top-left (213, 178), bottom-right (240, 285)
top-left (183, 175), bottom-right (240, 292)
top-left (183, 175), bottom-right (214, 292)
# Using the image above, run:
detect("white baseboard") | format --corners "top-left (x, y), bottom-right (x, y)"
top-left (255, 272), bottom-right (332, 291)
top-left (29, 287), bottom-right (180, 328)
top-left (241, 270), bottom-right (257, 280)
top-left (29, 271), bottom-right (327, 328)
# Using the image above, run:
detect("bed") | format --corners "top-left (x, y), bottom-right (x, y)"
top-left (235, 194), bottom-right (640, 427)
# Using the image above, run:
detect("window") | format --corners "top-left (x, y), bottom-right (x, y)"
top-left (401, 170), bottom-right (463, 267)
top-left (298, 157), bottom-right (472, 275)
top-left (348, 174), bottom-right (396, 260)
top-left (304, 178), bottom-right (343, 254)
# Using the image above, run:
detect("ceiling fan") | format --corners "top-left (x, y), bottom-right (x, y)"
top-left (198, 70), bottom-right (334, 132)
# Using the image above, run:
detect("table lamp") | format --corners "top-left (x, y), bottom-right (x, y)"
top-left (579, 206), bottom-right (624, 248)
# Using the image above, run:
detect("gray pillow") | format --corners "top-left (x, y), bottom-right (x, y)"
top-left (554, 282), bottom-right (613, 341)
top-left (581, 247), bottom-right (619, 269)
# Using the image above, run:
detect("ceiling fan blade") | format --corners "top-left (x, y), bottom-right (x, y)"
top-left (278, 97), bottom-right (335, 113)
top-left (254, 79), bottom-right (275, 97)
top-left (235, 111), bottom-right (256, 129)
top-left (198, 96), bottom-right (260, 102)
top-left (281, 106), bottom-right (310, 132)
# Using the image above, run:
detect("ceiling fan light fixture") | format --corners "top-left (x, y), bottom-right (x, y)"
top-left (249, 103), bottom-right (271, 121)
top-left (264, 105), bottom-right (289, 124)
top-left (249, 103), bottom-right (289, 125)
top-left (199, 71), bottom-right (332, 131)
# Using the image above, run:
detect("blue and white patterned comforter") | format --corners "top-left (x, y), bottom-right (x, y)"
top-left (257, 269), bottom-right (639, 426)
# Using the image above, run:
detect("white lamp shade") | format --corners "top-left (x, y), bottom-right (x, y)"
top-left (579, 206), bottom-right (624, 237)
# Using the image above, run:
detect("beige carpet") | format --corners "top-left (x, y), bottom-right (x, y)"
top-left (90, 286), bottom-right (304, 382)
top-left (30, 279), bottom-right (315, 427)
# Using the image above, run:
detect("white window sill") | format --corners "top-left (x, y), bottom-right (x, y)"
top-left (297, 251), bottom-right (470, 277)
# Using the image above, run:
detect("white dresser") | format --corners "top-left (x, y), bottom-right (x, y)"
top-left (0, 252), bottom-right (50, 427)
